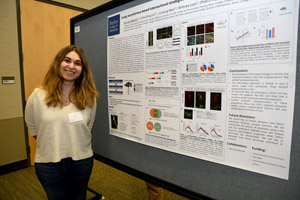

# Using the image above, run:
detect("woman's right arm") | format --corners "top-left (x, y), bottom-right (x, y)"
top-left (25, 90), bottom-right (38, 138)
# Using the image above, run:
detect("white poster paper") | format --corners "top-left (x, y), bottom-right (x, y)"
top-left (107, 0), bottom-right (299, 179)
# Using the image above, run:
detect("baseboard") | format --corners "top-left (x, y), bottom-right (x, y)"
top-left (0, 160), bottom-right (29, 175)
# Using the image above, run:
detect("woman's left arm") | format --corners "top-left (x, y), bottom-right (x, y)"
top-left (87, 99), bottom-right (97, 131)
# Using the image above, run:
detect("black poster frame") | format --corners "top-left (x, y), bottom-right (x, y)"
top-left (71, 1), bottom-right (300, 199)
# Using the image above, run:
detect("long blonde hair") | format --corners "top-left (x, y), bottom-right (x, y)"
top-left (42, 45), bottom-right (99, 110)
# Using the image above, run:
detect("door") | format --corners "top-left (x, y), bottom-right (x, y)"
top-left (20, 0), bottom-right (82, 165)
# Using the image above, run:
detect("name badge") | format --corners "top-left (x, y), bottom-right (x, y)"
top-left (68, 112), bottom-right (83, 123)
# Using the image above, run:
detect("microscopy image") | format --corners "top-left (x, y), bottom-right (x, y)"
top-left (185, 91), bottom-right (195, 108)
top-left (196, 91), bottom-right (206, 109)
top-left (210, 92), bottom-right (222, 111)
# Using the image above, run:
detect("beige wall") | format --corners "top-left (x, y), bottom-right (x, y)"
top-left (53, 0), bottom-right (112, 10)
top-left (0, 0), bottom-right (24, 120)
top-left (0, 118), bottom-right (27, 165)
top-left (0, 0), bottom-right (27, 166)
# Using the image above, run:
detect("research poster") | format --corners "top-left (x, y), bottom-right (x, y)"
top-left (107, 0), bottom-right (299, 179)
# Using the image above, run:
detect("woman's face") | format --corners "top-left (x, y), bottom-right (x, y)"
top-left (59, 51), bottom-right (83, 83)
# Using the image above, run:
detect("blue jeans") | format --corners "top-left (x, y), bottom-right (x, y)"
top-left (35, 157), bottom-right (93, 200)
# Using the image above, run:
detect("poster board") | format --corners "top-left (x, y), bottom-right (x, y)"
top-left (71, 0), bottom-right (300, 199)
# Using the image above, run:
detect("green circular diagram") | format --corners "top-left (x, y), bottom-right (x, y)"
top-left (153, 109), bottom-right (162, 118)
top-left (154, 122), bottom-right (161, 132)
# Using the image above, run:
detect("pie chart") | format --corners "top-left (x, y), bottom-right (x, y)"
top-left (200, 64), bottom-right (207, 72)
top-left (208, 64), bottom-right (214, 72)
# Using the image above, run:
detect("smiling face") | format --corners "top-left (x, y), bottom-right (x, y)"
top-left (59, 51), bottom-right (83, 83)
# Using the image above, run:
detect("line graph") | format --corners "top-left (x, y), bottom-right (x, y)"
top-left (197, 127), bottom-right (209, 135)
top-left (236, 30), bottom-right (249, 41)
top-left (184, 124), bottom-right (194, 133)
top-left (211, 127), bottom-right (222, 137)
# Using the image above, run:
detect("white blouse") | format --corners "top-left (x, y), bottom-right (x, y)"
top-left (25, 88), bottom-right (97, 163)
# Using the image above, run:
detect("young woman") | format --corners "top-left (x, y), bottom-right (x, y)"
top-left (25, 45), bottom-right (99, 200)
